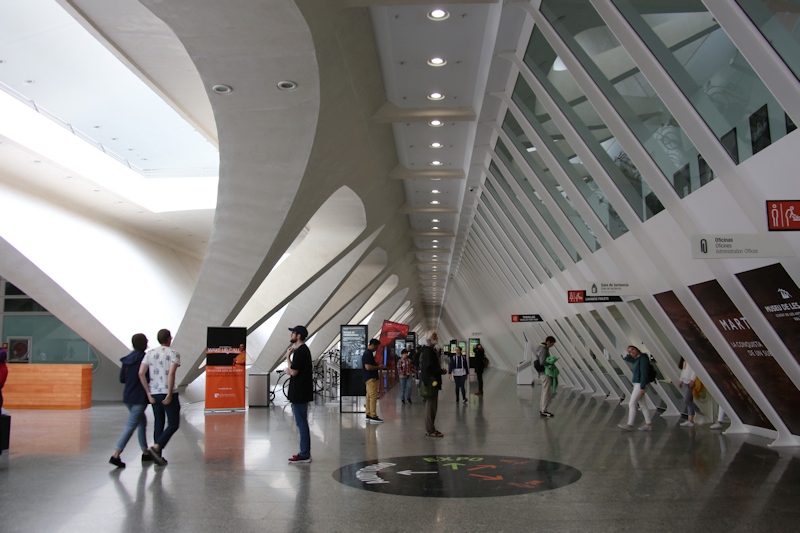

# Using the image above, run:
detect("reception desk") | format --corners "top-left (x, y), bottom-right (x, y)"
top-left (3, 364), bottom-right (92, 409)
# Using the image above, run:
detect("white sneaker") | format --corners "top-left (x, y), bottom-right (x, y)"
top-left (638, 425), bottom-right (653, 432)
top-left (710, 422), bottom-right (723, 430)
top-left (680, 421), bottom-right (694, 427)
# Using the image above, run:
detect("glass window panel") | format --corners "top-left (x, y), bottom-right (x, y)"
top-left (474, 210), bottom-right (533, 291)
top-left (484, 178), bottom-right (556, 276)
top-left (493, 136), bottom-right (586, 261)
top-left (478, 201), bottom-right (543, 284)
top-left (612, 0), bottom-right (791, 164)
top-left (4, 298), bottom-right (48, 313)
top-left (4, 282), bottom-right (25, 296)
top-left (541, 0), bottom-right (715, 197)
top-left (2, 314), bottom-right (99, 370)
top-left (503, 111), bottom-right (600, 247)
top-left (737, 0), bottom-right (800, 84)
top-left (504, 95), bottom-right (629, 238)
top-left (522, 28), bottom-right (663, 221)
top-left (487, 162), bottom-right (569, 270)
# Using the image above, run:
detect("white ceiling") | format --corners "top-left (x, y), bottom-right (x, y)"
top-left (0, 0), bottom-right (528, 328)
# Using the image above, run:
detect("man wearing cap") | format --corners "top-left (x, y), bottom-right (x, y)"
top-left (286, 326), bottom-right (313, 463)
top-left (362, 339), bottom-right (386, 423)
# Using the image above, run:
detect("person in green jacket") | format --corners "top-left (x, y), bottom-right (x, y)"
top-left (618, 345), bottom-right (654, 432)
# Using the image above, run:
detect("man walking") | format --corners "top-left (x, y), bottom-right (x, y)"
top-left (362, 339), bottom-right (386, 423)
top-left (421, 332), bottom-right (444, 437)
top-left (286, 325), bottom-right (313, 463)
top-left (536, 336), bottom-right (556, 418)
top-left (139, 329), bottom-right (181, 466)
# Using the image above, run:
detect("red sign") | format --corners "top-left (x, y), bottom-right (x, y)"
top-left (567, 290), bottom-right (585, 303)
top-left (767, 200), bottom-right (800, 230)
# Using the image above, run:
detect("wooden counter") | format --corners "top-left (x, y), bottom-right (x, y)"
top-left (3, 364), bottom-right (92, 409)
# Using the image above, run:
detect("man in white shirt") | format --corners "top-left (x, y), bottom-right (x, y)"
top-left (139, 328), bottom-right (181, 466)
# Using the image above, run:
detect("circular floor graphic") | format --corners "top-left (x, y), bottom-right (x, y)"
top-left (332, 454), bottom-right (581, 498)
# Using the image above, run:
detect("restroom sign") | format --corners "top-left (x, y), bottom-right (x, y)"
top-left (767, 201), bottom-right (800, 231)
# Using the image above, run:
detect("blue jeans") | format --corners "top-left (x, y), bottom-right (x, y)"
top-left (152, 393), bottom-right (180, 449)
top-left (114, 403), bottom-right (148, 452)
top-left (399, 377), bottom-right (412, 400)
top-left (292, 402), bottom-right (310, 457)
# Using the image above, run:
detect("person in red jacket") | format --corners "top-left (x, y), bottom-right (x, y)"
top-left (0, 348), bottom-right (8, 413)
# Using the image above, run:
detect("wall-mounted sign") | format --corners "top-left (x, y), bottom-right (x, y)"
top-left (690, 279), bottom-right (800, 435)
top-left (512, 314), bottom-right (543, 322)
top-left (586, 281), bottom-right (640, 296)
top-left (691, 234), bottom-right (793, 258)
top-left (653, 290), bottom-right (772, 430)
top-left (567, 290), bottom-right (622, 303)
top-left (767, 200), bottom-right (800, 231)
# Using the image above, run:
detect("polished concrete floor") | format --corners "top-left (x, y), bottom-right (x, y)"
top-left (1, 370), bottom-right (799, 532)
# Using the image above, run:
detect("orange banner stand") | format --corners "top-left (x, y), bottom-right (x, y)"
top-left (205, 327), bottom-right (247, 412)
top-left (205, 364), bottom-right (246, 410)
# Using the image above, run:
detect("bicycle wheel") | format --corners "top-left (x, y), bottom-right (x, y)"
top-left (282, 375), bottom-right (291, 399)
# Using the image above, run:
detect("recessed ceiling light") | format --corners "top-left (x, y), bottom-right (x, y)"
top-left (430, 142), bottom-right (443, 148)
top-left (277, 80), bottom-right (298, 91)
top-left (428, 9), bottom-right (449, 20)
top-left (432, 226), bottom-right (440, 230)
top-left (429, 120), bottom-right (443, 127)
top-left (431, 189), bottom-right (441, 193)
top-left (212, 84), bottom-right (233, 94)
top-left (431, 161), bottom-right (442, 166)
top-left (432, 239), bottom-right (439, 243)
top-left (430, 200), bottom-right (440, 205)
top-left (427, 57), bottom-right (447, 67)
top-left (428, 92), bottom-right (444, 101)
top-left (24, 79), bottom-right (35, 84)
top-left (432, 219), bottom-right (440, 222)
top-left (432, 245), bottom-right (439, 249)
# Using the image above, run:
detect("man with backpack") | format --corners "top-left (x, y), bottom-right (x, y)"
top-left (618, 345), bottom-right (655, 432)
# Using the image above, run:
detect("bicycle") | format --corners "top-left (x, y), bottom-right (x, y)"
top-left (269, 369), bottom-right (292, 402)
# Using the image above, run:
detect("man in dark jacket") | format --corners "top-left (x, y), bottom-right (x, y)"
top-left (109, 333), bottom-right (151, 468)
top-left (421, 332), bottom-right (444, 437)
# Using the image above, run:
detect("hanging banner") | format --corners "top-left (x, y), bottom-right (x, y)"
top-left (205, 327), bottom-right (247, 412)
top-left (690, 280), bottom-right (800, 434)
top-left (378, 320), bottom-right (409, 369)
top-left (654, 290), bottom-right (772, 430)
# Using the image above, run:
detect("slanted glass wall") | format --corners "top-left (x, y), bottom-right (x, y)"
top-left (477, 201), bottom-right (544, 284)
top-left (737, 0), bottom-right (800, 90)
top-left (612, 0), bottom-right (791, 164)
top-left (522, 27), bottom-right (663, 222)
top-left (541, 0), bottom-right (712, 198)
top-left (491, 142), bottom-right (583, 263)
top-left (483, 177), bottom-right (560, 275)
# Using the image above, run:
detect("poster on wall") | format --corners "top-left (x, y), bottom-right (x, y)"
top-left (654, 290), bottom-right (772, 430)
top-left (737, 263), bottom-right (800, 368)
top-left (6, 337), bottom-right (31, 363)
top-left (340, 325), bottom-right (368, 397)
top-left (468, 338), bottom-right (480, 359)
top-left (205, 327), bottom-right (247, 412)
top-left (690, 280), bottom-right (800, 435)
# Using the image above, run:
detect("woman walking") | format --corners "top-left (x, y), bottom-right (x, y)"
top-left (109, 333), bottom-right (151, 468)
top-left (679, 358), bottom-right (703, 427)
top-left (618, 346), bottom-right (654, 432)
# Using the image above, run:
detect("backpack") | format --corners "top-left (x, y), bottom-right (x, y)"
top-left (647, 357), bottom-right (657, 383)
